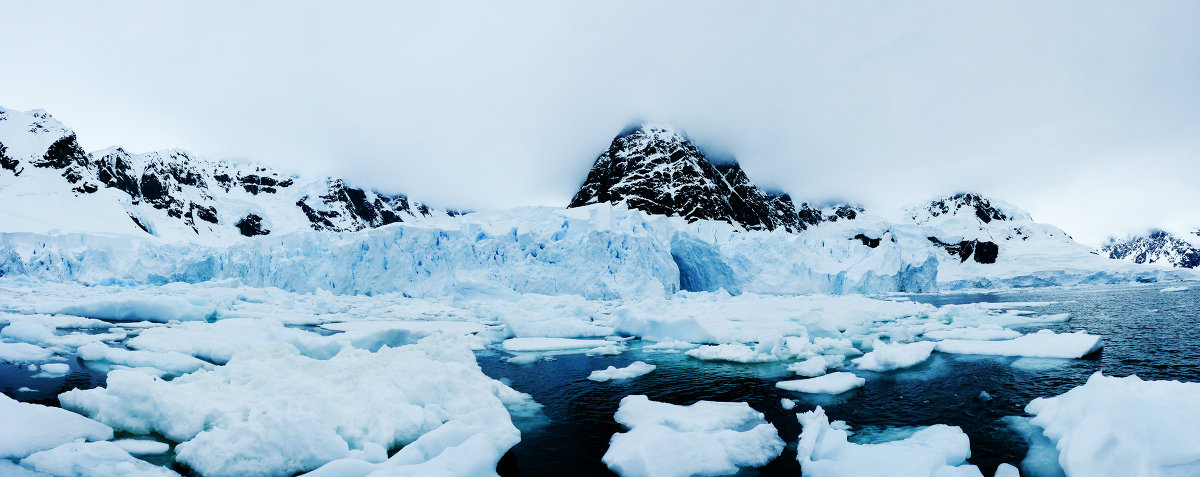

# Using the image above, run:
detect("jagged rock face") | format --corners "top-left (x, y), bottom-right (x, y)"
top-left (797, 203), bottom-right (863, 231)
top-left (1102, 230), bottom-right (1200, 269)
top-left (235, 213), bottom-right (270, 237)
top-left (570, 125), bottom-right (803, 232)
top-left (297, 179), bottom-right (438, 232)
top-left (915, 193), bottom-right (1009, 224)
top-left (0, 106), bottom-right (452, 240)
top-left (927, 237), bottom-right (1000, 264)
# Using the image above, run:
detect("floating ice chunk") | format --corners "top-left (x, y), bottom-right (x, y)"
top-left (1001, 416), bottom-right (1065, 477)
top-left (924, 326), bottom-right (1021, 341)
top-left (642, 340), bottom-right (699, 352)
top-left (1025, 372), bottom-right (1200, 477)
top-left (601, 395), bottom-right (784, 477)
top-left (61, 335), bottom-right (533, 477)
top-left (936, 330), bottom-right (1101, 358)
top-left (994, 463), bottom-right (1021, 477)
top-left (0, 460), bottom-right (44, 477)
top-left (1160, 286), bottom-right (1188, 292)
top-left (852, 341), bottom-right (936, 372)
top-left (0, 341), bottom-right (53, 362)
top-left (0, 392), bottom-right (113, 459)
top-left (502, 337), bottom-right (611, 352)
top-left (1, 318), bottom-right (126, 349)
top-left (322, 320), bottom-right (489, 351)
top-left (38, 362), bottom-right (69, 375)
top-left (777, 372), bottom-right (865, 394)
top-left (126, 318), bottom-right (339, 364)
top-left (54, 295), bottom-right (213, 322)
top-left (588, 361), bottom-right (656, 382)
top-left (685, 336), bottom-right (816, 363)
top-left (112, 439), bottom-right (170, 455)
top-left (796, 406), bottom-right (988, 477)
top-left (304, 407), bottom-right (521, 477)
top-left (77, 342), bottom-right (212, 376)
top-left (20, 441), bottom-right (178, 477)
top-left (781, 398), bottom-right (796, 410)
top-left (788, 355), bottom-right (844, 377)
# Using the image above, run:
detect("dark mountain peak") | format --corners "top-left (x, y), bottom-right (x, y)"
top-left (911, 193), bottom-right (1021, 225)
top-left (569, 124), bottom-right (797, 232)
top-left (1102, 229), bottom-right (1200, 269)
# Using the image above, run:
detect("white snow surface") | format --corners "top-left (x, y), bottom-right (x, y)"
top-left (588, 361), bottom-right (656, 382)
top-left (0, 392), bottom-right (113, 459)
top-left (852, 340), bottom-right (936, 371)
top-left (936, 330), bottom-right (1102, 358)
top-left (1025, 372), bottom-right (1200, 477)
top-left (777, 372), bottom-right (866, 394)
top-left (796, 406), bottom-right (993, 477)
top-left (602, 395), bottom-right (784, 477)
top-left (60, 335), bottom-right (534, 477)
top-left (19, 440), bottom-right (180, 477)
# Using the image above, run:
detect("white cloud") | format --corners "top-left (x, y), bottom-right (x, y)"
top-left (2, 0), bottom-right (1198, 245)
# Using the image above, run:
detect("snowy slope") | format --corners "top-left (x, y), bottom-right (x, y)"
top-left (0, 106), bottom-right (452, 244)
top-left (1101, 229), bottom-right (1200, 269)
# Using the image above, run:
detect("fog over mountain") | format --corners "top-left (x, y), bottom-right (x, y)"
top-left (2, 1), bottom-right (1198, 246)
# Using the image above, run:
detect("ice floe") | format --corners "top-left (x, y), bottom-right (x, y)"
top-left (796, 406), bottom-right (1003, 477)
top-left (60, 335), bottom-right (534, 476)
top-left (588, 361), bottom-right (656, 381)
top-left (602, 395), bottom-right (784, 477)
top-left (1025, 372), bottom-right (1200, 477)
top-left (852, 340), bottom-right (936, 371)
top-left (19, 440), bottom-right (180, 477)
top-left (777, 372), bottom-right (866, 394)
top-left (0, 392), bottom-right (112, 459)
top-left (936, 330), bottom-right (1101, 358)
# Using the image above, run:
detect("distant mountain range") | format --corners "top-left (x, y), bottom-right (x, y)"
top-left (0, 107), bottom-right (455, 242)
top-left (1102, 230), bottom-right (1200, 269)
top-left (3, 106), bottom-right (1196, 272)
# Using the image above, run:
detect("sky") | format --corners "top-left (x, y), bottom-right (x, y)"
top-left (2, 1), bottom-right (1199, 246)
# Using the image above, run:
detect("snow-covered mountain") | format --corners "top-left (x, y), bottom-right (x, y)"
top-left (1101, 229), bottom-right (1200, 269)
top-left (569, 124), bottom-right (853, 233)
top-left (0, 106), bottom-right (453, 243)
top-left (1, 109), bottom-right (1194, 297)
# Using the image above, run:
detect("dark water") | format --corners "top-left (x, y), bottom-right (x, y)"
top-left (480, 282), bottom-right (1200, 476)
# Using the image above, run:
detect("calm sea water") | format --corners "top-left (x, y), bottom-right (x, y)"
top-left (3, 282), bottom-right (1198, 476)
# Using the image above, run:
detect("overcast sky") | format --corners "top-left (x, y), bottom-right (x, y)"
top-left (3, 1), bottom-right (1198, 246)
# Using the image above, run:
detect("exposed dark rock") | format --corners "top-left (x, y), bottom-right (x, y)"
top-left (852, 234), bottom-right (882, 248)
top-left (928, 237), bottom-right (1000, 264)
top-left (35, 135), bottom-right (88, 169)
top-left (0, 143), bottom-right (20, 175)
top-left (129, 215), bottom-right (150, 234)
top-left (919, 193), bottom-right (1008, 223)
top-left (235, 213), bottom-right (270, 237)
top-left (569, 124), bottom-right (798, 232)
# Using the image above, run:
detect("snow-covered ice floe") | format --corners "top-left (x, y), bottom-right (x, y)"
top-left (60, 335), bottom-right (535, 476)
top-left (602, 395), bottom-right (784, 477)
top-left (936, 330), bottom-right (1101, 358)
top-left (1024, 372), bottom-right (1200, 477)
top-left (852, 340), bottom-right (936, 371)
top-left (588, 361), bottom-right (656, 382)
top-left (0, 392), bottom-right (112, 460)
top-left (796, 406), bottom-right (1018, 477)
top-left (777, 372), bottom-right (866, 394)
top-left (1160, 285), bottom-right (1189, 293)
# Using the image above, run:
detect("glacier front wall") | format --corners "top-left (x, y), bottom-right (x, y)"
top-left (0, 206), bottom-right (945, 299)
